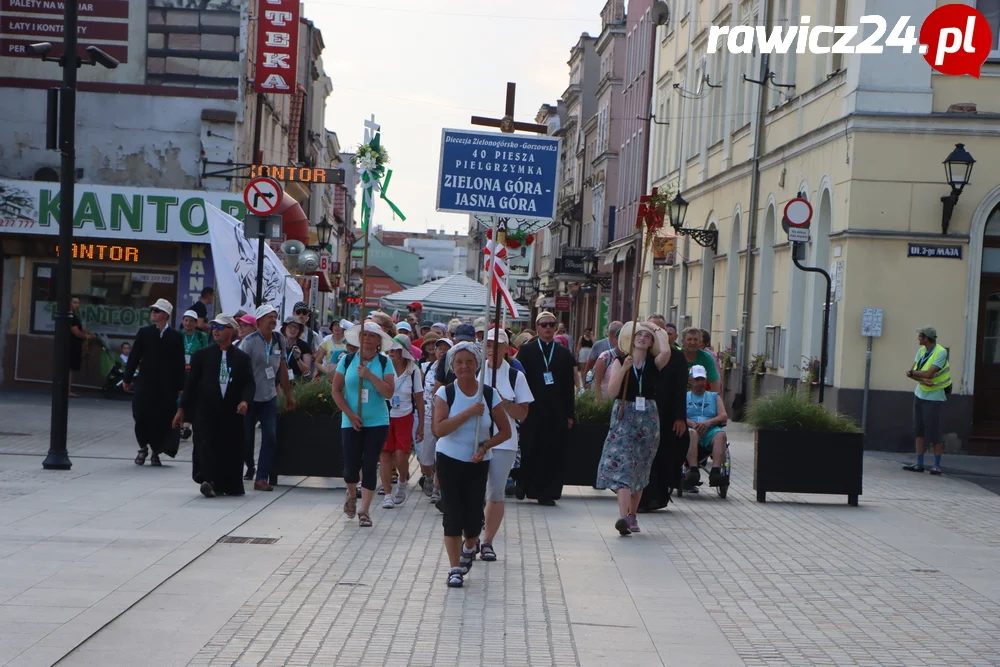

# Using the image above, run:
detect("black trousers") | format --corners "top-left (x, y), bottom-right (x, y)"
top-left (342, 425), bottom-right (389, 491)
top-left (436, 452), bottom-right (489, 538)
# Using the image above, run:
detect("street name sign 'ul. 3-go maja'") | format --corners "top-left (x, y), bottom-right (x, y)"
top-left (436, 128), bottom-right (560, 222)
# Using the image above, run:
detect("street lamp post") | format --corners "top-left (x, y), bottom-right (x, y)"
top-left (28, 18), bottom-right (119, 470)
top-left (940, 143), bottom-right (975, 235)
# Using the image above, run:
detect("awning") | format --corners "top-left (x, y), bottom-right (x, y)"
top-left (275, 192), bottom-right (310, 246)
top-left (307, 271), bottom-right (334, 292)
top-left (599, 235), bottom-right (638, 270)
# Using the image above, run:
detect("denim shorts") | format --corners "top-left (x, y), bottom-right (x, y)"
top-left (913, 397), bottom-right (942, 443)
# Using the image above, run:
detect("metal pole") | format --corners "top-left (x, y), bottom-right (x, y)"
top-left (490, 221), bottom-right (507, 390)
top-left (861, 335), bottom-right (873, 434)
top-left (792, 253), bottom-right (832, 404)
top-left (44, 0), bottom-right (80, 471)
top-left (474, 216), bottom-right (501, 447)
top-left (255, 227), bottom-right (266, 307)
top-left (736, 0), bottom-right (773, 418)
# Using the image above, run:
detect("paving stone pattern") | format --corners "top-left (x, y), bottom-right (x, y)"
top-left (190, 495), bottom-right (579, 667)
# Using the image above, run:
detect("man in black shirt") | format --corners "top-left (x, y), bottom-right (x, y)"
top-left (188, 287), bottom-right (214, 333)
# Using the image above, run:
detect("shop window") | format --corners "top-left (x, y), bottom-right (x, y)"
top-left (31, 264), bottom-right (177, 338)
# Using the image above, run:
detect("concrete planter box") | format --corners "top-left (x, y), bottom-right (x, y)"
top-left (560, 422), bottom-right (610, 488)
top-left (753, 429), bottom-right (864, 506)
top-left (270, 413), bottom-right (343, 485)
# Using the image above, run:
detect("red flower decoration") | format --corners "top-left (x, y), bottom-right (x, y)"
top-left (526, 233), bottom-right (535, 246)
top-left (636, 187), bottom-right (669, 234)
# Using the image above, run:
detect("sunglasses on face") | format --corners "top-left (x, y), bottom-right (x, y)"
top-left (210, 323), bottom-right (228, 331)
top-left (150, 308), bottom-right (163, 315)
top-left (537, 322), bottom-right (557, 328)
top-left (295, 309), bottom-right (310, 315)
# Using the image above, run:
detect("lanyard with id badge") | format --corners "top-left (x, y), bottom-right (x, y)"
top-left (632, 360), bottom-right (647, 412)
top-left (538, 340), bottom-right (556, 386)
top-left (264, 338), bottom-right (277, 380)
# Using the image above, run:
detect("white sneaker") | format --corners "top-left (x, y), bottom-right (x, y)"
top-left (429, 488), bottom-right (441, 503)
top-left (383, 496), bottom-right (395, 509)
top-left (393, 486), bottom-right (406, 505)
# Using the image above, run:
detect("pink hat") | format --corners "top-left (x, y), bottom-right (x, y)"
top-left (554, 334), bottom-right (569, 347)
top-left (238, 313), bottom-right (257, 326)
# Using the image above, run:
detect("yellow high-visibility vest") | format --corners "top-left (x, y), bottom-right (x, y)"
top-left (913, 344), bottom-right (951, 392)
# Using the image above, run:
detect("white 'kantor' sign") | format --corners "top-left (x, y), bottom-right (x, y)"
top-left (244, 177), bottom-right (283, 216)
top-left (861, 307), bottom-right (884, 338)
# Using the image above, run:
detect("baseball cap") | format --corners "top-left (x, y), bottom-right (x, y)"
top-left (486, 328), bottom-right (509, 344)
top-left (689, 365), bottom-right (708, 379)
top-left (211, 314), bottom-right (238, 329)
top-left (432, 322), bottom-right (448, 334)
top-left (408, 301), bottom-right (423, 311)
top-left (474, 317), bottom-right (487, 332)
top-left (421, 320), bottom-right (434, 329)
top-left (238, 313), bottom-right (257, 326)
top-left (454, 323), bottom-right (476, 342)
top-left (535, 310), bottom-right (556, 324)
top-left (182, 309), bottom-right (199, 321)
top-left (293, 301), bottom-right (309, 312)
top-left (916, 326), bottom-right (937, 340)
top-left (338, 319), bottom-right (353, 330)
top-left (397, 321), bottom-right (412, 332)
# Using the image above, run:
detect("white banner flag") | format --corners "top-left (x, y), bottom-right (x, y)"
top-left (205, 204), bottom-right (303, 319)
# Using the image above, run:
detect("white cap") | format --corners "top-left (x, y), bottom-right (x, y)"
top-left (254, 304), bottom-right (277, 320)
top-left (182, 309), bottom-right (199, 320)
top-left (150, 298), bottom-right (173, 316)
top-left (689, 365), bottom-right (708, 379)
top-left (397, 321), bottom-right (412, 332)
top-left (211, 314), bottom-right (238, 329)
top-left (338, 319), bottom-right (353, 330)
top-left (486, 328), bottom-right (509, 345)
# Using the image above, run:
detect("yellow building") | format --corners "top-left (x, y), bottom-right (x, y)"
top-left (642, 0), bottom-right (1000, 453)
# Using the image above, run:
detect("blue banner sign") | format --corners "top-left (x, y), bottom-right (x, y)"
top-left (907, 243), bottom-right (962, 259)
top-left (437, 129), bottom-right (560, 221)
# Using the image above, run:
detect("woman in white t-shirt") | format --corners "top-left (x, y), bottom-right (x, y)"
top-left (380, 334), bottom-right (424, 508)
top-left (418, 335), bottom-right (454, 502)
top-left (432, 342), bottom-right (511, 589)
top-left (480, 328), bottom-right (533, 562)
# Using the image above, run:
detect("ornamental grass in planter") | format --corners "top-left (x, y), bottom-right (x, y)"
top-left (563, 390), bottom-right (614, 487)
top-left (745, 388), bottom-right (863, 506)
top-left (273, 378), bottom-right (343, 482)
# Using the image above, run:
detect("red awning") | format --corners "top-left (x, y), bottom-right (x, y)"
top-left (275, 192), bottom-right (310, 245)
top-left (307, 271), bottom-right (334, 292)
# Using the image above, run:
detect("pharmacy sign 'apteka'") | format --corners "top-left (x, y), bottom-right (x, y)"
top-left (254, 0), bottom-right (299, 94)
top-left (436, 129), bottom-right (560, 221)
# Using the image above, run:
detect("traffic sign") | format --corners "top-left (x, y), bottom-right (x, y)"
top-left (787, 227), bottom-right (810, 243)
top-left (861, 308), bottom-right (884, 338)
top-left (244, 177), bottom-right (282, 216)
top-left (784, 197), bottom-right (813, 227)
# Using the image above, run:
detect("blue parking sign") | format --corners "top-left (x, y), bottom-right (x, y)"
top-left (436, 128), bottom-right (560, 221)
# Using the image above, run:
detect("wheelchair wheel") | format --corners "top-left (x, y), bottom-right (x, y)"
top-left (717, 483), bottom-right (728, 499)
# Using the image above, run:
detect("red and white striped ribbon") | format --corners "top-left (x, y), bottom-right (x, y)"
top-left (483, 241), bottom-right (520, 319)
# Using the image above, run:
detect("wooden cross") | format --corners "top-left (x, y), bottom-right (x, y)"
top-left (471, 82), bottom-right (548, 135)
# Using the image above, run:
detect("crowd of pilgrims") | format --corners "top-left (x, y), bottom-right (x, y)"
top-left (119, 294), bottom-right (726, 589)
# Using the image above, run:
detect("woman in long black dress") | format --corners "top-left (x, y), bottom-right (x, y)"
top-left (638, 344), bottom-right (690, 512)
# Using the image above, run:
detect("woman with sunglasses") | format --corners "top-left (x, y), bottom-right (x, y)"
top-left (595, 321), bottom-right (672, 535)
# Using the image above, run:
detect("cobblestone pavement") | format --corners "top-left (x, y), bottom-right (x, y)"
top-left (3, 390), bottom-right (1000, 666)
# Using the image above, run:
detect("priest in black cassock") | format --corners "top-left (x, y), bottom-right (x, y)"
top-left (639, 315), bottom-right (690, 512)
top-left (174, 314), bottom-right (254, 497)
top-left (123, 299), bottom-right (186, 466)
top-left (515, 311), bottom-right (576, 506)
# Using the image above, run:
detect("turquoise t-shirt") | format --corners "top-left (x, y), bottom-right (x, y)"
top-left (337, 352), bottom-right (393, 428)
top-left (913, 346), bottom-right (948, 402)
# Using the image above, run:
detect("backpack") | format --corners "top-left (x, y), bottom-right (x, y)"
top-left (444, 382), bottom-right (496, 438)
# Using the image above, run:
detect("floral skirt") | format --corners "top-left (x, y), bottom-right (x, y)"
top-left (595, 399), bottom-right (661, 493)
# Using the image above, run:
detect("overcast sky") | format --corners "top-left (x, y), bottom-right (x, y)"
top-left (306, 0), bottom-right (602, 235)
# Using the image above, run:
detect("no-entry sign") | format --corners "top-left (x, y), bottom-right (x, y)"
top-left (244, 177), bottom-right (283, 216)
top-left (784, 198), bottom-right (813, 227)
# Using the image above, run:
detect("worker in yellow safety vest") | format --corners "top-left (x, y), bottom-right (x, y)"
top-left (903, 326), bottom-right (951, 476)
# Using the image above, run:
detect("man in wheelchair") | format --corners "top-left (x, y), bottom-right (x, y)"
top-left (684, 365), bottom-right (728, 490)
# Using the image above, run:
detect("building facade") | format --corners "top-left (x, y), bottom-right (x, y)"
top-left (643, 0), bottom-right (1000, 453)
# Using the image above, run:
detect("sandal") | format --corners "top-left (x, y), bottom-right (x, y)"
top-left (344, 488), bottom-right (357, 518)
top-left (134, 448), bottom-right (148, 465)
top-left (150, 454), bottom-right (162, 467)
top-left (459, 541), bottom-right (479, 573)
top-left (447, 567), bottom-right (465, 588)
top-left (480, 542), bottom-right (497, 561)
top-left (358, 512), bottom-right (372, 528)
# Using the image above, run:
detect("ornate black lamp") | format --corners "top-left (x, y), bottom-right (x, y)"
top-left (314, 216), bottom-right (334, 248)
top-left (668, 192), bottom-right (718, 254)
top-left (941, 143), bottom-right (975, 235)
top-left (582, 252), bottom-right (612, 289)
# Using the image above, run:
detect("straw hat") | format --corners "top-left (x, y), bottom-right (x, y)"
top-left (617, 321), bottom-right (660, 357)
top-left (345, 321), bottom-right (394, 353)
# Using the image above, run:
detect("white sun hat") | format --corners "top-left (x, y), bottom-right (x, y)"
top-left (345, 321), bottom-right (394, 353)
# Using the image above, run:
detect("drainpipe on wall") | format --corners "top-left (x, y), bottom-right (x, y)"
top-left (735, 0), bottom-right (773, 418)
